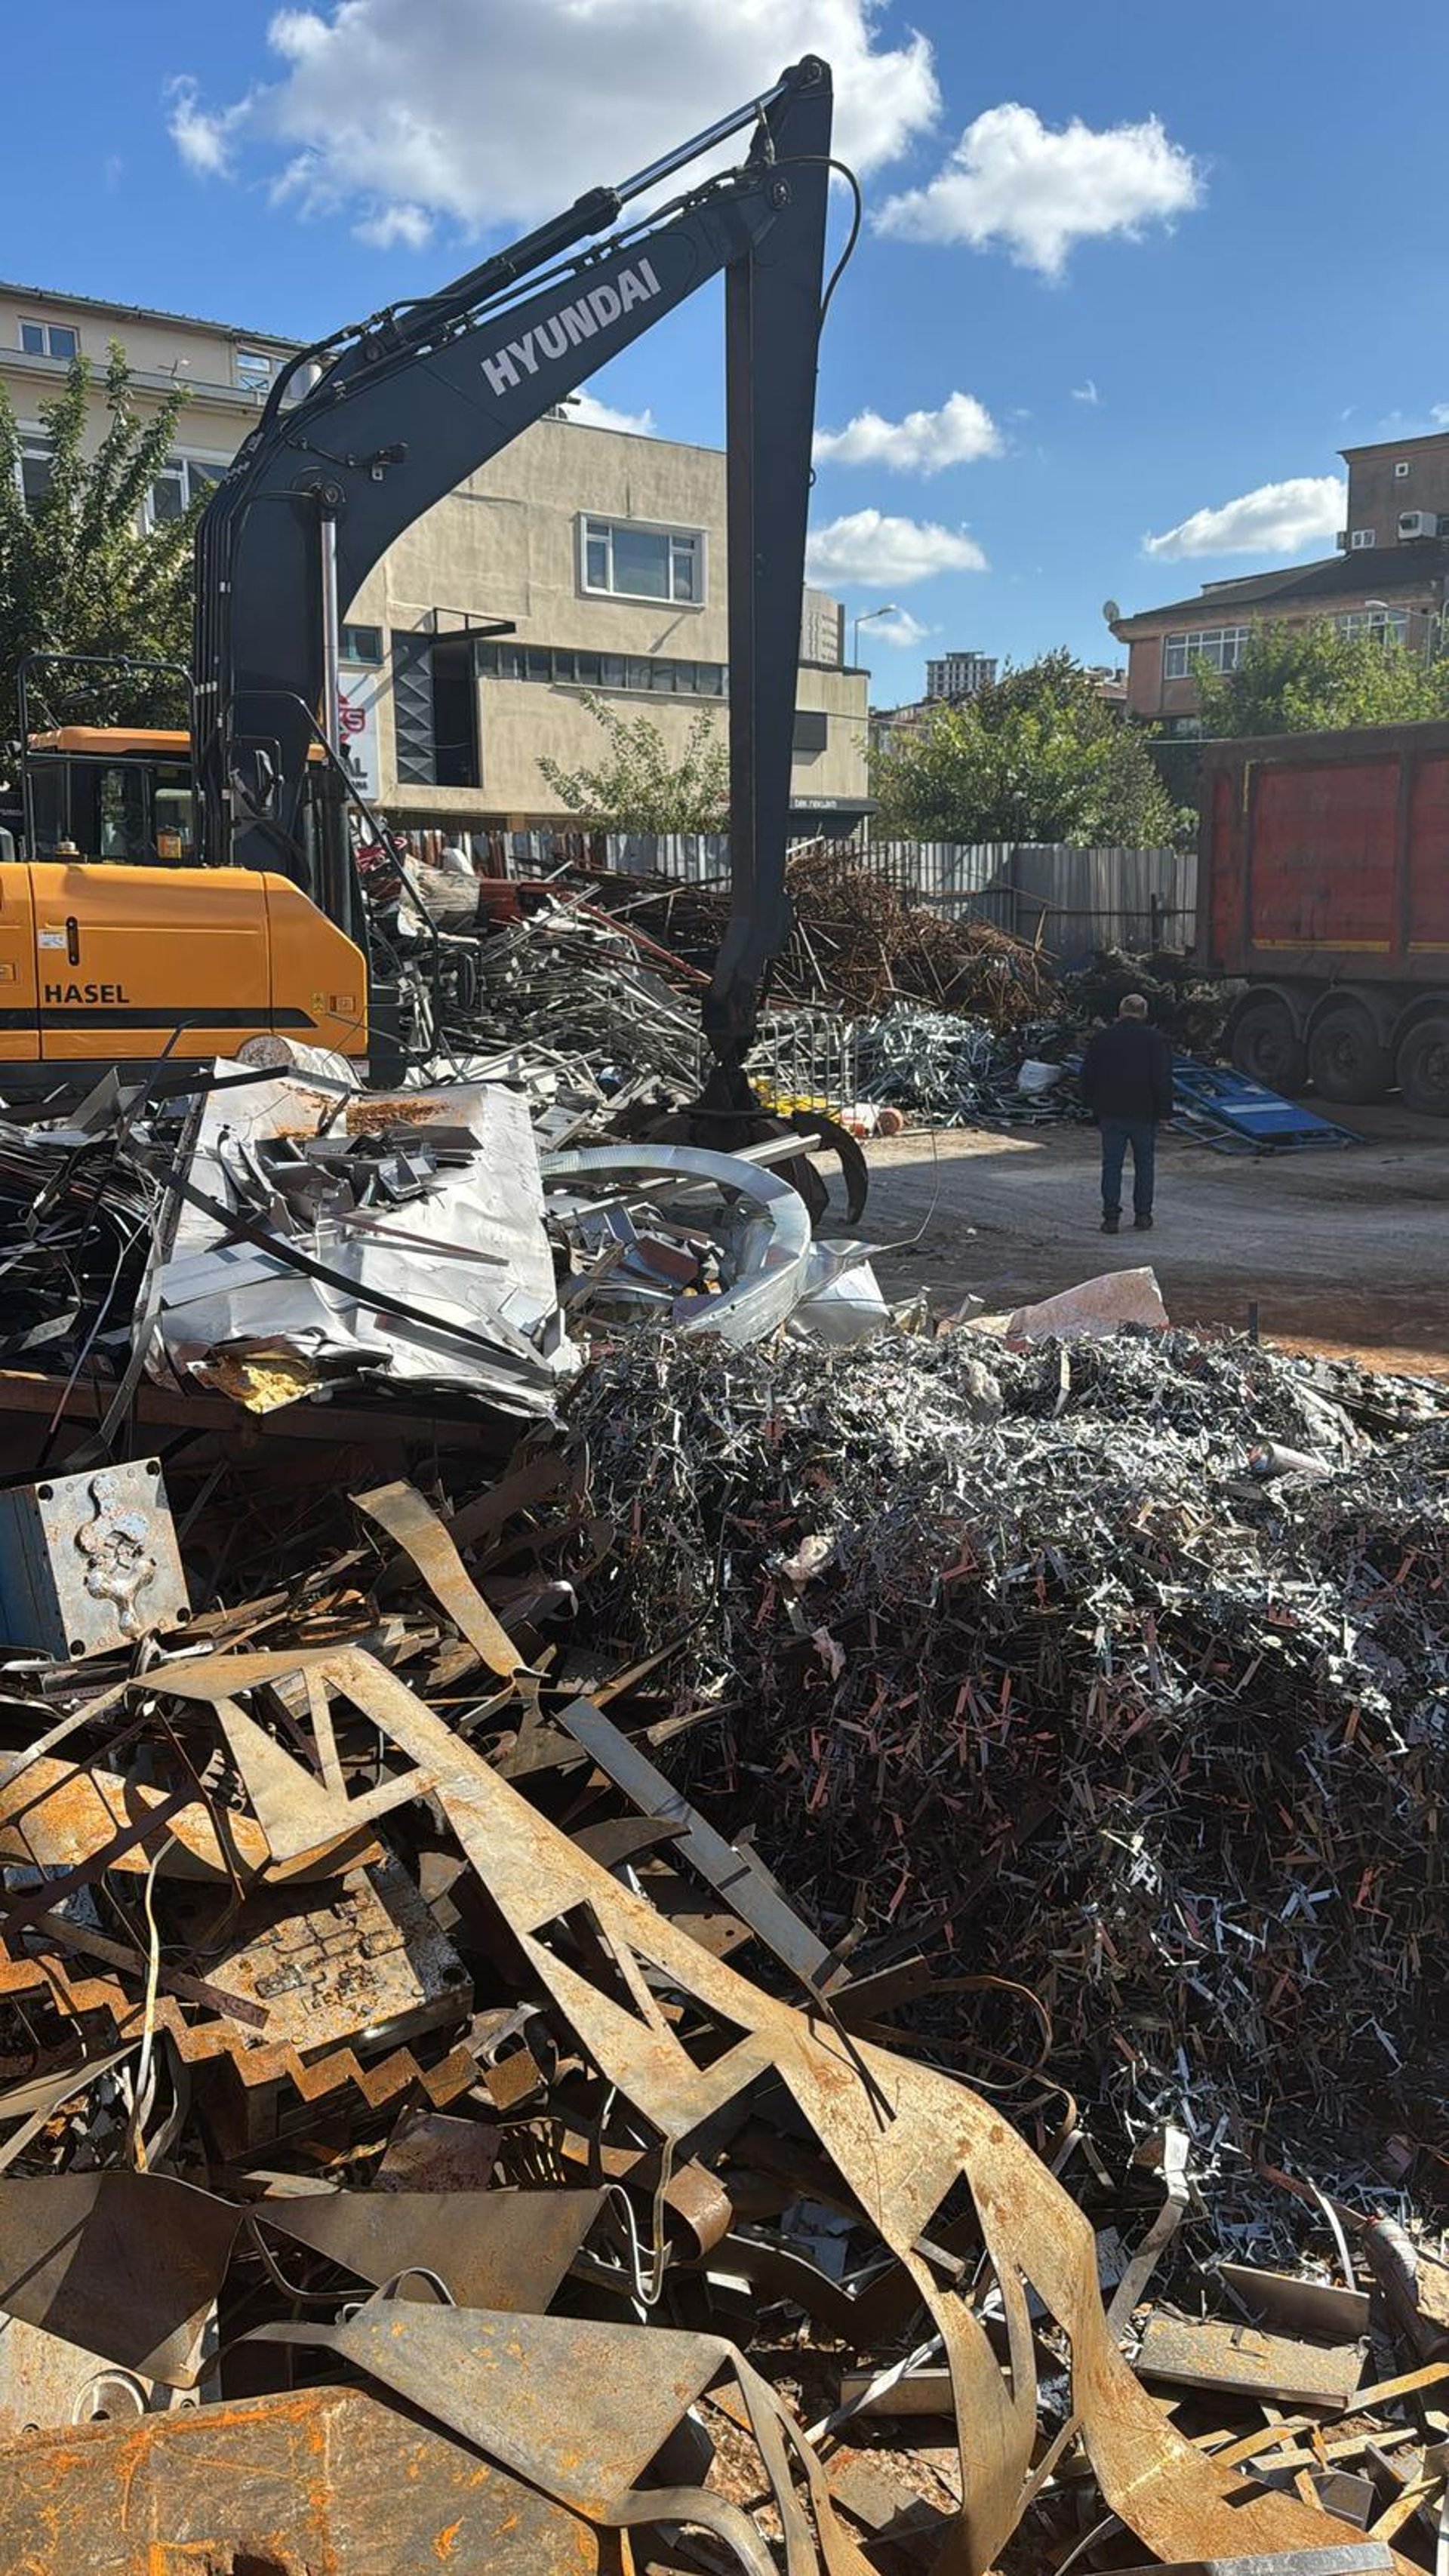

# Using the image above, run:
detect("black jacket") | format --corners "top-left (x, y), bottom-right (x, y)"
top-left (1080, 1020), bottom-right (1174, 1123)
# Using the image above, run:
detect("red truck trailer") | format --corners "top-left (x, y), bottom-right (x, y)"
top-left (1198, 720), bottom-right (1449, 1114)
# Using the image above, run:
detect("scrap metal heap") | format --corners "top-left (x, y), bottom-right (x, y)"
top-left (0, 1055), bottom-right (1446, 2570)
top-left (574, 1327), bottom-right (1449, 2194)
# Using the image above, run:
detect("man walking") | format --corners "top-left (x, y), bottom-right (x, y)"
top-left (1079, 993), bottom-right (1174, 1233)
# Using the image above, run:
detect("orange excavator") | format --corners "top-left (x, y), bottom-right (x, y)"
top-left (0, 56), bottom-right (841, 1103)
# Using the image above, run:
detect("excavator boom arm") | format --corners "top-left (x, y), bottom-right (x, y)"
top-left (194, 57), bottom-right (835, 1064)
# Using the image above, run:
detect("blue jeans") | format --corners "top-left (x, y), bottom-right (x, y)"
top-left (1100, 1118), bottom-right (1155, 1219)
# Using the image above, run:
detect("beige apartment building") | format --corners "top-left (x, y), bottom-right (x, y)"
top-left (0, 282), bottom-right (869, 834)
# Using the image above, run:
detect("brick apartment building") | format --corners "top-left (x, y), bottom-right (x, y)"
top-left (1112, 430), bottom-right (1449, 728)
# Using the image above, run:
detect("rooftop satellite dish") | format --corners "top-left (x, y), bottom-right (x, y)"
top-left (1102, 598), bottom-right (1121, 624)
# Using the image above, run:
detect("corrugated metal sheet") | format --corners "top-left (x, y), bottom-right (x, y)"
top-left (1006, 845), bottom-right (1198, 965)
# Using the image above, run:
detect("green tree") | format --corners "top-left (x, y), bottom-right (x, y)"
top-left (870, 651), bottom-right (1185, 848)
top-left (1195, 617), bottom-right (1449, 737)
top-left (0, 346), bottom-right (198, 741)
top-left (539, 691), bottom-right (729, 833)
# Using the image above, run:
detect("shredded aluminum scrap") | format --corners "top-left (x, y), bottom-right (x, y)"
top-left (570, 1325), bottom-right (1449, 2193)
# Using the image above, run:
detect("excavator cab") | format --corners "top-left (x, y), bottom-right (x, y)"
top-left (0, 657), bottom-right (370, 1089)
top-left (23, 728), bottom-right (200, 865)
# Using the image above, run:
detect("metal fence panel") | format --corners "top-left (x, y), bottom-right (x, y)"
top-left (472, 829), bottom-right (1198, 964)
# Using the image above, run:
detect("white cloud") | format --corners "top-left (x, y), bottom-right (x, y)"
top-left (805, 509), bottom-right (987, 586)
top-left (168, 0), bottom-right (939, 231)
top-left (567, 391), bottom-right (658, 437)
top-left (877, 103), bottom-right (1201, 278)
top-left (165, 74), bottom-right (249, 177)
top-left (1143, 474), bottom-right (1346, 562)
top-left (1432, 405), bottom-right (1449, 427)
top-left (1071, 377), bottom-right (1100, 405)
top-left (354, 201), bottom-right (433, 249)
top-left (813, 389), bottom-right (1001, 474)
top-left (867, 607), bottom-right (933, 648)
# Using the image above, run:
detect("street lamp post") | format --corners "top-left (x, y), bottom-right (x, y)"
top-left (851, 604), bottom-right (900, 666)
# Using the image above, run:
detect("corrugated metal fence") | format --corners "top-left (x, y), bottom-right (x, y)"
top-left (473, 829), bottom-right (1198, 965)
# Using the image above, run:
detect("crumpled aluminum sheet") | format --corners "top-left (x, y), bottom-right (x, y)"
top-left (150, 1068), bottom-right (573, 1411)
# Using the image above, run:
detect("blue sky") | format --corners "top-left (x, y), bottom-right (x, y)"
top-left (6, 1), bottom-right (1448, 699)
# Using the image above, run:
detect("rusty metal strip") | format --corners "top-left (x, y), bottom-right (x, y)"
top-left (0, 1787), bottom-right (195, 1937)
top-left (156, 1648), bottom-right (1406, 2576)
top-left (553, 1696), bottom-right (839, 1992)
top-left (355, 1481), bottom-right (523, 1676)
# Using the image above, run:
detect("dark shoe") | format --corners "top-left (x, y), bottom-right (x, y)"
top-left (1134, 1214), bottom-right (1153, 1231)
top-left (1100, 1214), bottom-right (1119, 1234)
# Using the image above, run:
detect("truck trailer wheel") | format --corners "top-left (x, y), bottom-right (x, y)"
top-left (1306, 1005), bottom-right (1392, 1104)
top-left (1396, 1015), bottom-right (1449, 1116)
top-left (1229, 997), bottom-right (1307, 1093)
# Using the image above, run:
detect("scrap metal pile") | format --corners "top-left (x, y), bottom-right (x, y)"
top-left (0, 1418), bottom-right (1444, 2576)
top-left (572, 1326), bottom-right (1449, 2193)
top-left (0, 1060), bottom-right (885, 1433)
top-left (0, 1052), bottom-right (1446, 2569)
top-left (461, 899), bottom-right (709, 1089)
top-left (580, 848), bottom-right (1060, 1026)
top-left (850, 1006), bottom-right (1080, 1127)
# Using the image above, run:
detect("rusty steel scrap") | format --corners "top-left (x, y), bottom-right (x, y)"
top-left (0, 1321), bottom-right (1444, 2573)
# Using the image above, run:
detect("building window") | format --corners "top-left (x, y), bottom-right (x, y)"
top-left (235, 347), bottom-right (279, 393)
top-left (1395, 461), bottom-right (1411, 479)
top-left (1336, 607), bottom-right (1410, 645)
top-left (14, 432), bottom-right (53, 509)
top-left (477, 640), bottom-right (727, 697)
top-left (1162, 626), bottom-right (1251, 681)
top-left (147, 455), bottom-right (225, 527)
top-left (1349, 528), bottom-right (1377, 549)
top-left (579, 516), bottom-right (705, 605)
top-left (19, 319), bottom-right (78, 360)
top-left (340, 623), bottom-right (383, 665)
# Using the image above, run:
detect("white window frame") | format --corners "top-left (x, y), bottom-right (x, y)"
top-left (13, 423), bottom-right (54, 509)
top-left (19, 317), bottom-right (78, 361)
top-left (1394, 461), bottom-right (1411, 479)
top-left (235, 346), bottom-right (279, 394)
top-left (145, 450), bottom-right (230, 531)
top-left (577, 513), bottom-right (707, 608)
top-left (1162, 625), bottom-right (1251, 682)
top-left (1349, 528), bottom-right (1377, 549)
top-left (1336, 606), bottom-right (1410, 645)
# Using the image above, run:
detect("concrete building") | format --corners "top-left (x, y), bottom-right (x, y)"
top-left (1111, 430), bottom-right (1449, 728)
top-left (1, 282), bottom-right (869, 835)
top-left (924, 650), bottom-right (996, 701)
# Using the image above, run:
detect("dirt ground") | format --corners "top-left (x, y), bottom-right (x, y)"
top-left (849, 1102), bottom-right (1449, 1377)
